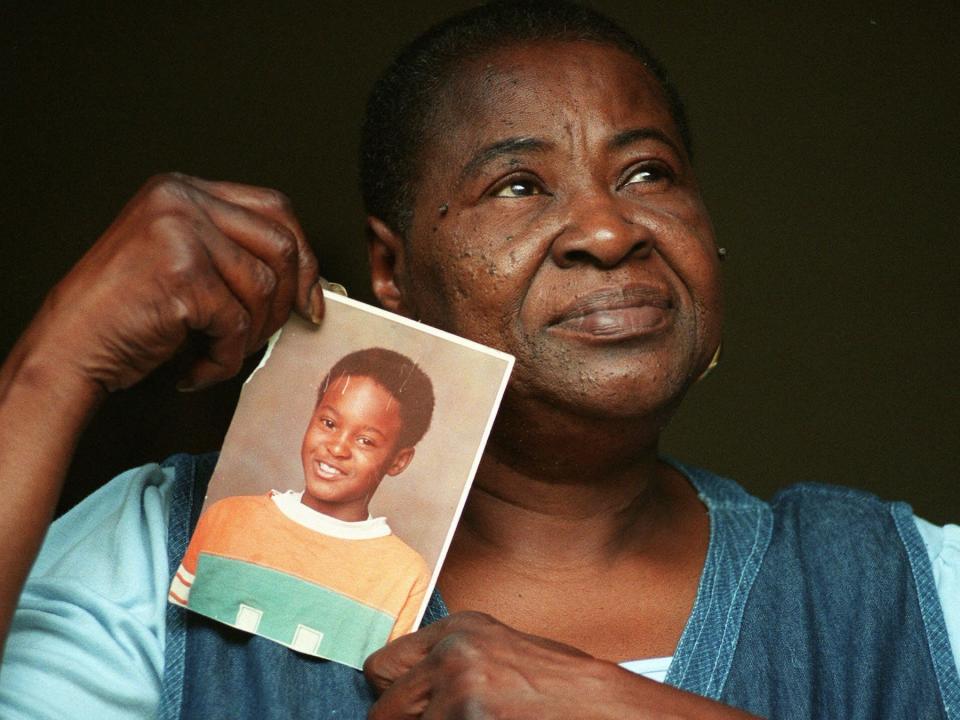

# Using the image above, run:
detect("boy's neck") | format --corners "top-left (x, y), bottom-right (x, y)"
top-left (299, 492), bottom-right (371, 523)
top-left (273, 490), bottom-right (392, 540)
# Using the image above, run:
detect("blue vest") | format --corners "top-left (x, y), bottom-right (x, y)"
top-left (157, 454), bottom-right (959, 719)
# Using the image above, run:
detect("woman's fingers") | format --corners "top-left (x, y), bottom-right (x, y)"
top-left (365, 612), bottom-right (597, 720)
top-left (186, 194), bottom-right (295, 351)
top-left (178, 174), bottom-right (322, 322)
top-left (32, 173), bottom-right (327, 395)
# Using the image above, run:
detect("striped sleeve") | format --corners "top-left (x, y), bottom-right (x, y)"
top-left (167, 501), bottom-right (218, 606)
top-left (167, 564), bottom-right (195, 606)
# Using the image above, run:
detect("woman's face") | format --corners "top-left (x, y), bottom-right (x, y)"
top-left (380, 40), bottom-right (722, 420)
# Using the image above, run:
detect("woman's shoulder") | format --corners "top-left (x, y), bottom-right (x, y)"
top-left (0, 459), bottom-right (183, 719)
top-left (770, 480), bottom-right (901, 513)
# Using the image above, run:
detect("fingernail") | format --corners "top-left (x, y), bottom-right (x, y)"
top-left (325, 281), bottom-right (348, 297)
top-left (318, 276), bottom-right (348, 298)
top-left (176, 379), bottom-right (197, 393)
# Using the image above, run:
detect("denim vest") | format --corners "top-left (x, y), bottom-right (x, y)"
top-left (157, 454), bottom-right (959, 719)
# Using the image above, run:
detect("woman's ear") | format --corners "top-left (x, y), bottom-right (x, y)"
top-left (367, 216), bottom-right (411, 316)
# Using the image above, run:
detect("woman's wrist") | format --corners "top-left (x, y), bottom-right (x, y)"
top-left (1, 308), bottom-right (109, 424)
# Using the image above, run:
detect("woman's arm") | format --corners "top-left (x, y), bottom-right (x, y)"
top-left (0, 173), bottom-right (322, 655)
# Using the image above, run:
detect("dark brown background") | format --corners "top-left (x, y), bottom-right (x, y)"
top-left (2, 2), bottom-right (957, 522)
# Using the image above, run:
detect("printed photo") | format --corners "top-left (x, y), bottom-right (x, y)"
top-left (168, 292), bottom-right (513, 669)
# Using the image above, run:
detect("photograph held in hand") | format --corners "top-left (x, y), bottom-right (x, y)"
top-left (169, 295), bottom-right (512, 669)
top-left (0, 2), bottom-right (956, 719)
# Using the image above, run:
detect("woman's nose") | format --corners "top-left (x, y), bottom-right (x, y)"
top-left (550, 192), bottom-right (654, 269)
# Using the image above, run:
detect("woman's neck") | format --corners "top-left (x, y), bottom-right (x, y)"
top-left (463, 453), bottom-right (687, 566)
top-left (455, 399), bottom-right (690, 567)
top-left (437, 410), bottom-right (710, 661)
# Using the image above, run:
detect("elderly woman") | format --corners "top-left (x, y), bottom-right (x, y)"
top-left (0, 2), bottom-right (956, 719)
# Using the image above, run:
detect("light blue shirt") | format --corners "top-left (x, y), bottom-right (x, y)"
top-left (0, 462), bottom-right (957, 718)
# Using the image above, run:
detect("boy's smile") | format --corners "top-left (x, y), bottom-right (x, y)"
top-left (300, 374), bottom-right (414, 522)
top-left (314, 460), bottom-right (346, 479)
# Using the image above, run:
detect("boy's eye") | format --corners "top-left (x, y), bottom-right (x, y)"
top-left (321, 418), bottom-right (335, 430)
top-left (492, 178), bottom-right (544, 198)
top-left (356, 436), bottom-right (374, 447)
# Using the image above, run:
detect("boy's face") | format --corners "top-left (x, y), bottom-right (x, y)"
top-left (300, 373), bottom-right (414, 521)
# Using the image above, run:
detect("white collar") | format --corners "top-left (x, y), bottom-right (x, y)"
top-left (270, 490), bottom-right (392, 540)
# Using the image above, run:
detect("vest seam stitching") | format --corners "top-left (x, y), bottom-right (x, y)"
top-left (892, 501), bottom-right (960, 719)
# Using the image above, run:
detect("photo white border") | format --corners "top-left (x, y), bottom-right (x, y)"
top-left (238, 290), bottom-right (514, 636)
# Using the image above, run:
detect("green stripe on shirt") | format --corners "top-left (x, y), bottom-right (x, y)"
top-left (188, 553), bottom-right (395, 669)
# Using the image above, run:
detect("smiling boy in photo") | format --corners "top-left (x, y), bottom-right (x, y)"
top-left (167, 347), bottom-right (434, 669)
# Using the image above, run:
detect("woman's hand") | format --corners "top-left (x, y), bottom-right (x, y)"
top-left (22, 172), bottom-right (323, 396)
top-left (364, 612), bottom-right (761, 719)
top-left (0, 173), bottom-right (323, 654)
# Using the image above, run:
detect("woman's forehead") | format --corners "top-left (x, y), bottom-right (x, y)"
top-left (424, 41), bottom-right (679, 162)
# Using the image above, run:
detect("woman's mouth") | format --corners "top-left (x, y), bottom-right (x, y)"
top-left (556, 306), bottom-right (668, 335)
top-left (548, 285), bottom-right (673, 342)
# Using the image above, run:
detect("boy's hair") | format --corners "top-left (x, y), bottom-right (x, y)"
top-left (318, 348), bottom-right (435, 449)
top-left (360, 0), bottom-right (690, 235)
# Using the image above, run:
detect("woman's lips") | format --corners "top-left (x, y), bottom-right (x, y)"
top-left (555, 305), bottom-right (668, 336)
top-left (548, 286), bottom-right (673, 341)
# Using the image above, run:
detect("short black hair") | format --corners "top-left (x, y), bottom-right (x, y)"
top-left (360, 0), bottom-right (691, 234)
top-left (318, 347), bottom-right (435, 449)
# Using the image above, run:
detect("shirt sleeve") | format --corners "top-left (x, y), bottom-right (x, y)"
top-left (0, 462), bottom-right (176, 720)
top-left (168, 501), bottom-right (217, 606)
top-left (389, 560), bottom-right (431, 642)
top-left (914, 516), bottom-right (960, 674)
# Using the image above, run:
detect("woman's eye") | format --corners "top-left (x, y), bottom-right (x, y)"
top-left (492, 179), bottom-right (543, 198)
top-left (622, 164), bottom-right (674, 188)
